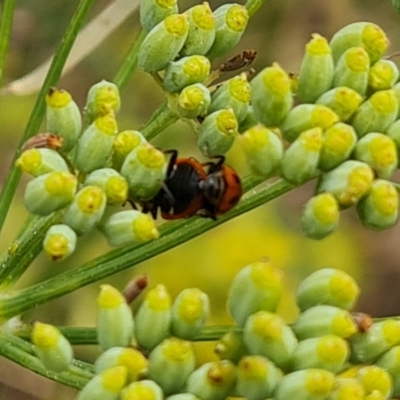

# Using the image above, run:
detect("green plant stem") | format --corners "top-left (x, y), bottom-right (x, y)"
top-left (245, 0), bottom-right (267, 18)
top-left (0, 333), bottom-right (92, 389)
top-left (0, 178), bottom-right (295, 319)
top-left (113, 29), bottom-right (146, 90)
top-left (0, 213), bottom-right (62, 289)
top-left (0, 0), bottom-right (16, 87)
top-left (0, 0), bottom-right (95, 237)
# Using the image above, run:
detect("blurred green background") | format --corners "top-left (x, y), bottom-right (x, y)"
top-left (1, 0), bottom-right (400, 398)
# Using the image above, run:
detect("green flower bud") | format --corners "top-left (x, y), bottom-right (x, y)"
top-left (77, 366), bottom-right (128, 400)
top-left (316, 87), bottom-right (364, 122)
top-left (75, 113), bottom-right (118, 173)
top-left (356, 365), bottom-right (393, 399)
top-left (328, 378), bottom-right (365, 400)
top-left (112, 130), bottom-right (147, 170)
top-left (376, 346), bottom-right (400, 397)
top-left (135, 284), bottom-right (172, 350)
top-left (214, 330), bottom-right (246, 362)
top-left (208, 73), bottom-right (250, 123)
top-left (84, 168), bottom-right (128, 205)
top-left (297, 34), bottom-right (334, 103)
top-left (197, 109), bottom-right (238, 157)
top-left (166, 395), bottom-right (201, 400)
top-left (16, 148), bottom-right (69, 177)
top-left (282, 104), bottom-right (339, 143)
top-left (24, 171), bottom-right (77, 216)
top-left (333, 47), bottom-right (370, 96)
top-left (239, 124), bottom-right (283, 178)
top-left (386, 119), bottom-right (400, 153)
top-left (120, 144), bottom-right (167, 201)
top-left (32, 322), bottom-right (73, 372)
top-left (227, 261), bottom-right (283, 326)
top-left (206, 4), bottom-right (249, 60)
top-left (180, 3), bottom-right (216, 56)
top-left (186, 360), bottom-right (236, 400)
top-left (353, 133), bottom-right (398, 179)
top-left (357, 180), bottom-right (399, 230)
top-left (149, 337), bottom-right (196, 394)
top-left (329, 22), bottom-right (389, 64)
top-left (140, 0), bottom-right (178, 33)
top-left (296, 268), bottom-right (360, 311)
top-left (351, 89), bottom-right (398, 137)
top-left (85, 80), bottom-right (120, 123)
top-left (292, 305), bottom-right (358, 340)
top-left (63, 185), bottom-right (106, 236)
top-left (163, 55), bottom-right (211, 93)
top-left (97, 284), bottom-right (134, 350)
top-left (121, 380), bottom-right (163, 400)
top-left (102, 210), bottom-right (159, 246)
top-left (95, 347), bottom-right (148, 382)
top-left (281, 127), bottom-right (323, 185)
top-left (236, 355), bottom-right (282, 400)
top-left (46, 87), bottom-right (82, 152)
top-left (250, 63), bottom-right (293, 127)
top-left (317, 160), bottom-right (374, 209)
top-left (300, 193), bottom-right (340, 240)
top-left (243, 311), bottom-right (297, 369)
top-left (290, 335), bottom-right (349, 373)
top-left (319, 122), bottom-right (358, 171)
top-left (171, 288), bottom-right (210, 340)
top-left (43, 224), bottom-right (77, 261)
top-left (369, 59), bottom-right (399, 91)
top-left (274, 369), bottom-right (335, 400)
top-left (350, 319), bottom-right (400, 364)
top-left (176, 83), bottom-right (211, 119)
top-left (138, 14), bottom-right (189, 72)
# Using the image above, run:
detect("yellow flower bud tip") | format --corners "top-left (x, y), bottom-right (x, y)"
top-left (156, 0), bottom-right (177, 8)
top-left (176, 289), bottom-right (208, 322)
top-left (146, 284), bottom-right (172, 311)
top-left (370, 180), bottom-right (399, 216)
top-left (229, 73), bottom-right (251, 103)
top-left (77, 186), bottom-right (106, 214)
top-left (44, 171), bottom-right (77, 197)
top-left (240, 124), bottom-right (269, 151)
top-left (262, 63), bottom-right (292, 97)
top-left (44, 233), bottom-right (70, 261)
top-left (344, 47), bottom-right (370, 72)
top-left (344, 165), bottom-right (374, 203)
top-left (117, 348), bottom-right (149, 380)
top-left (94, 112), bottom-right (118, 136)
top-left (381, 319), bottom-right (400, 346)
top-left (132, 213), bottom-right (159, 241)
top-left (207, 361), bottom-right (236, 386)
top-left (304, 369), bottom-right (335, 396)
top-left (306, 33), bottom-right (332, 56)
top-left (113, 130), bottom-right (145, 155)
top-left (316, 335), bottom-right (349, 363)
top-left (101, 366), bottom-right (129, 393)
top-left (367, 134), bottom-right (398, 166)
top-left (312, 193), bottom-right (340, 225)
top-left (299, 127), bottom-right (323, 152)
top-left (332, 310), bottom-right (358, 338)
top-left (311, 106), bottom-right (340, 130)
top-left (326, 269), bottom-right (360, 305)
top-left (252, 312), bottom-right (283, 340)
top-left (137, 145), bottom-right (166, 169)
top-left (191, 2), bottom-right (215, 30)
top-left (164, 14), bottom-right (188, 36)
top-left (362, 23), bottom-right (389, 63)
top-left (16, 149), bottom-right (42, 173)
top-left (249, 261), bottom-right (283, 291)
top-left (369, 60), bottom-right (399, 90)
top-left (105, 176), bottom-right (128, 203)
top-left (32, 322), bottom-right (60, 348)
top-left (94, 86), bottom-right (120, 115)
top-left (162, 338), bottom-right (194, 362)
top-left (216, 109), bottom-right (238, 136)
top-left (238, 356), bottom-right (268, 379)
top-left (46, 87), bottom-right (72, 108)
top-left (182, 56), bottom-right (211, 80)
top-left (357, 366), bottom-right (392, 397)
top-left (226, 4), bottom-right (249, 33)
top-left (98, 284), bottom-right (125, 309)
top-left (179, 86), bottom-right (207, 110)
top-left (370, 89), bottom-right (398, 114)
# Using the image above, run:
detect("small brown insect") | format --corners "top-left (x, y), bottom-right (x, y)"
top-left (352, 312), bottom-right (373, 333)
top-left (220, 50), bottom-right (257, 72)
top-left (22, 133), bottom-right (63, 151)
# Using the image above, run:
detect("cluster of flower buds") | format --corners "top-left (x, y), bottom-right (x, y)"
top-left (30, 262), bottom-right (400, 400)
top-left (17, 81), bottom-right (163, 261)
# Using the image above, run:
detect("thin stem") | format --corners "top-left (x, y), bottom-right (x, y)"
top-left (0, 178), bottom-right (295, 319)
top-left (113, 29), bottom-right (146, 90)
top-left (0, 333), bottom-right (92, 389)
top-left (245, 0), bottom-right (267, 18)
top-left (0, 0), bottom-right (16, 87)
top-left (0, 0), bottom-right (95, 236)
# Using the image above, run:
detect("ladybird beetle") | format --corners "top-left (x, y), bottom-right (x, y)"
top-left (142, 151), bottom-right (242, 220)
